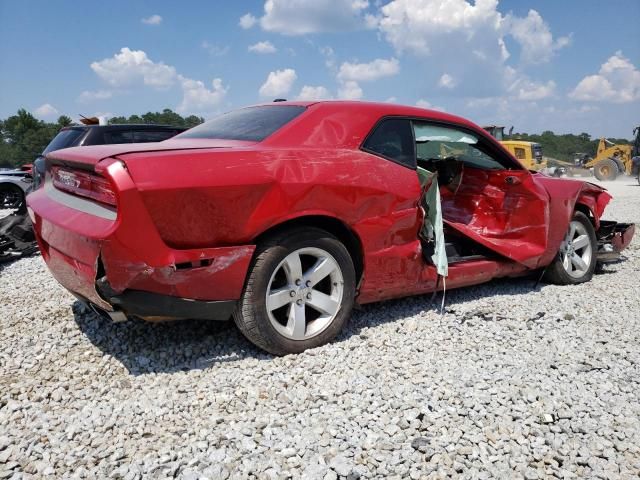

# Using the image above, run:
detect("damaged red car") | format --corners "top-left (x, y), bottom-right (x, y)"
top-left (27, 101), bottom-right (635, 355)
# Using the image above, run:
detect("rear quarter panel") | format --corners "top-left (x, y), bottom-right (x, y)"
top-left (121, 147), bottom-right (425, 302)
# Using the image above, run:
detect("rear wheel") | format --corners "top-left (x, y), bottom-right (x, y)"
top-left (593, 158), bottom-right (618, 181)
top-left (544, 212), bottom-right (597, 285)
top-left (234, 227), bottom-right (356, 355)
top-left (0, 184), bottom-right (24, 209)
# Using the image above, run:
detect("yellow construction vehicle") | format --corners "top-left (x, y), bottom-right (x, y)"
top-left (482, 126), bottom-right (546, 171)
top-left (585, 126), bottom-right (640, 181)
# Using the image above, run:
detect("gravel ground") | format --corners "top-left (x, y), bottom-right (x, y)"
top-left (1, 179), bottom-right (639, 479)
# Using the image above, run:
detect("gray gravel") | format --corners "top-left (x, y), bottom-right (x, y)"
top-left (1, 179), bottom-right (639, 479)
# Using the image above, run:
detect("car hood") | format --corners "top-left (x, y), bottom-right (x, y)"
top-left (45, 138), bottom-right (258, 169)
top-left (532, 172), bottom-right (606, 194)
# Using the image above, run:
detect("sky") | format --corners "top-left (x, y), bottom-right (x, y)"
top-left (0, 0), bottom-right (638, 138)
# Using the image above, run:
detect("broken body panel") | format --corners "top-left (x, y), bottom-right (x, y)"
top-left (27, 101), bottom-right (633, 321)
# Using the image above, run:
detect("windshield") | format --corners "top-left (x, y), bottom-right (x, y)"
top-left (414, 123), bottom-right (506, 170)
top-left (178, 105), bottom-right (306, 142)
top-left (43, 128), bottom-right (87, 155)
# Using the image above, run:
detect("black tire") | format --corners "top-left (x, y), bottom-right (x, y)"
top-left (593, 158), bottom-right (618, 181)
top-left (234, 227), bottom-right (356, 355)
top-left (0, 184), bottom-right (25, 209)
top-left (544, 211), bottom-right (597, 285)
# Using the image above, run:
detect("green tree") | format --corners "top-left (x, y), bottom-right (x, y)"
top-left (109, 109), bottom-right (203, 128)
top-left (0, 109), bottom-right (60, 167)
top-left (57, 115), bottom-right (73, 127)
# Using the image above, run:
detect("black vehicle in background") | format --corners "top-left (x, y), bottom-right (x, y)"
top-left (32, 123), bottom-right (187, 190)
top-left (1, 122), bottom-right (187, 263)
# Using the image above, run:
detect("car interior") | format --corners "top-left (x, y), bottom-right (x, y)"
top-left (364, 119), bottom-right (518, 270)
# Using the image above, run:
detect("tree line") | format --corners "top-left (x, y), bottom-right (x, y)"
top-left (0, 108), bottom-right (632, 168)
top-left (507, 130), bottom-right (631, 163)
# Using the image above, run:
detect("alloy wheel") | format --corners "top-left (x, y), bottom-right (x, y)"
top-left (265, 247), bottom-right (344, 340)
top-left (559, 220), bottom-right (593, 278)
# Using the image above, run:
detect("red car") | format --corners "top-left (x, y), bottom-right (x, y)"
top-left (27, 101), bottom-right (634, 355)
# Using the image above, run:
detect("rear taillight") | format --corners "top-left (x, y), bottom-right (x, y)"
top-left (52, 166), bottom-right (117, 206)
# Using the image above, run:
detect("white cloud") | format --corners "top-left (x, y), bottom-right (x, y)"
top-left (201, 41), bottom-right (230, 57)
top-left (511, 79), bottom-right (556, 101)
top-left (34, 103), bottom-right (58, 118)
top-left (248, 41), bottom-right (277, 54)
top-left (375, 0), bottom-right (567, 99)
top-left (503, 67), bottom-right (556, 101)
top-left (337, 57), bottom-right (399, 83)
top-left (385, 96), bottom-right (398, 103)
top-left (89, 48), bottom-right (228, 115)
top-left (259, 68), bottom-right (297, 97)
top-left (260, 0), bottom-right (370, 35)
top-left (177, 77), bottom-right (228, 114)
top-left (336, 57), bottom-right (399, 100)
top-left (507, 10), bottom-right (569, 64)
top-left (296, 85), bottom-right (333, 100)
top-left (141, 14), bottom-right (162, 25)
top-left (378, 0), bottom-right (505, 57)
top-left (415, 99), bottom-right (445, 111)
top-left (239, 13), bottom-right (257, 29)
top-left (569, 51), bottom-right (640, 103)
top-left (91, 48), bottom-right (177, 89)
top-left (438, 73), bottom-right (456, 89)
top-left (337, 80), bottom-right (363, 100)
top-left (320, 46), bottom-right (336, 69)
top-left (78, 90), bottom-right (113, 103)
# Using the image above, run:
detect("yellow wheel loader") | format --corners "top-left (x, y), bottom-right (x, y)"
top-left (586, 126), bottom-right (640, 181)
top-left (482, 126), bottom-right (547, 172)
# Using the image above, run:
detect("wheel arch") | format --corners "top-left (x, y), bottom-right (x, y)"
top-left (574, 202), bottom-right (596, 226)
top-left (252, 215), bottom-right (364, 285)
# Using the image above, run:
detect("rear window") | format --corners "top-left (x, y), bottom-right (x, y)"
top-left (177, 105), bottom-right (306, 142)
top-left (43, 128), bottom-right (87, 154)
top-left (134, 130), bottom-right (179, 142)
top-left (104, 131), bottom-right (134, 144)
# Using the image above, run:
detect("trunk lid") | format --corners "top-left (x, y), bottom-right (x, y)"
top-left (45, 138), bottom-right (258, 169)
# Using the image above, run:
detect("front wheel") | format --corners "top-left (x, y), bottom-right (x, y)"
top-left (234, 227), bottom-right (356, 355)
top-left (593, 158), bottom-right (618, 181)
top-left (544, 211), bottom-right (597, 285)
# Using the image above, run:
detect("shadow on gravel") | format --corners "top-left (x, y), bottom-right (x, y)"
top-left (72, 302), bottom-right (269, 375)
top-left (72, 264), bottom-right (620, 375)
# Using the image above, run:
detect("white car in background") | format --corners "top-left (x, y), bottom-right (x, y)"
top-left (0, 166), bottom-right (32, 209)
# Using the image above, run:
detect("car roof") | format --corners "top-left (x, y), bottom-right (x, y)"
top-left (251, 100), bottom-right (475, 128)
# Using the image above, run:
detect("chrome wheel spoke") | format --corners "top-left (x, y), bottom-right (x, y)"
top-left (286, 302), bottom-right (306, 339)
top-left (304, 257), bottom-right (336, 287)
top-left (283, 252), bottom-right (303, 283)
top-left (567, 222), bottom-right (576, 241)
top-left (562, 253), bottom-right (571, 272)
top-left (267, 287), bottom-right (293, 311)
top-left (571, 253), bottom-right (588, 272)
top-left (307, 290), bottom-right (340, 316)
top-left (572, 234), bottom-right (589, 250)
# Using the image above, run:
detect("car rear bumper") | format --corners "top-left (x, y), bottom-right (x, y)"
top-left (26, 161), bottom-right (255, 320)
top-left (596, 221), bottom-right (635, 263)
top-left (88, 287), bottom-right (236, 322)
